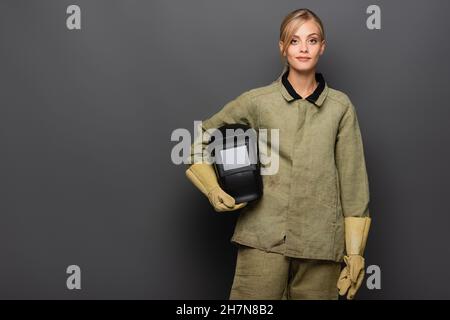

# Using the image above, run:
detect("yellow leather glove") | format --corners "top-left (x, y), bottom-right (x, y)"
top-left (337, 216), bottom-right (371, 300)
top-left (185, 163), bottom-right (247, 212)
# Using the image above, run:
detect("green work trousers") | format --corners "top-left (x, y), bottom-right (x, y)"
top-left (229, 245), bottom-right (342, 300)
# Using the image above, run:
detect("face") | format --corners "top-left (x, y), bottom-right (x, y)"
top-left (279, 19), bottom-right (325, 73)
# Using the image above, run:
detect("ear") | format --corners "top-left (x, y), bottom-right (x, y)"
top-left (278, 40), bottom-right (285, 56)
top-left (319, 40), bottom-right (326, 56)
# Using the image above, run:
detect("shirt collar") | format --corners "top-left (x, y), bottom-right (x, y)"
top-left (279, 67), bottom-right (328, 107)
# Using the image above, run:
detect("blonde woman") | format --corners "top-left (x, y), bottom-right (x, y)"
top-left (185, 8), bottom-right (371, 300)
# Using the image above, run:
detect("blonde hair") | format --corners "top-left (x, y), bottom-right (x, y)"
top-left (276, 8), bottom-right (325, 79)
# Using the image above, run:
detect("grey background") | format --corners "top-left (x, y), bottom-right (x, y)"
top-left (0, 0), bottom-right (449, 299)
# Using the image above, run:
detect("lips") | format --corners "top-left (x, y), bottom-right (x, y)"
top-left (296, 57), bottom-right (311, 61)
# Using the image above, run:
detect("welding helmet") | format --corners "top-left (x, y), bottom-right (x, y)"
top-left (207, 124), bottom-right (263, 204)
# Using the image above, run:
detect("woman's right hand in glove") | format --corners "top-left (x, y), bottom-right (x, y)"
top-left (186, 163), bottom-right (247, 212)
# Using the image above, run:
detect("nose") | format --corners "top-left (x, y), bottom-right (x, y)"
top-left (299, 41), bottom-right (308, 53)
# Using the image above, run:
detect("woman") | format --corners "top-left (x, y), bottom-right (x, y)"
top-left (185, 8), bottom-right (371, 300)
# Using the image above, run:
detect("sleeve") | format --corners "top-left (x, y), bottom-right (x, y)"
top-left (335, 98), bottom-right (370, 218)
top-left (185, 92), bottom-right (257, 166)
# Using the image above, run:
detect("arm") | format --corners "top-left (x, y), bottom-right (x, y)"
top-left (185, 92), bottom-right (257, 212)
top-left (335, 97), bottom-right (372, 299)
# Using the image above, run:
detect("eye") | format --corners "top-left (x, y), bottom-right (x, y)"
top-left (290, 38), bottom-right (298, 44)
top-left (308, 38), bottom-right (318, 45)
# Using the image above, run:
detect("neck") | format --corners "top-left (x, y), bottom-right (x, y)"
top-left (287, 67), bottom-right (318, 99)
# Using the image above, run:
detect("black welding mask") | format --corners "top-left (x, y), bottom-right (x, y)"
top-left (207, 124), bottom-right (263, 204)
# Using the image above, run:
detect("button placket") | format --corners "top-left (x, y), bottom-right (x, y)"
top-left (284, 100), bottom-right (308, 253)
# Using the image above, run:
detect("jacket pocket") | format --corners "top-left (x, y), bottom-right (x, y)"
top-left (308, 165), bottom-right (338, 210)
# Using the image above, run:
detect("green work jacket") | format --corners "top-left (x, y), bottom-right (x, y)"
top-left (187, 67), bottom-right (370, 262)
